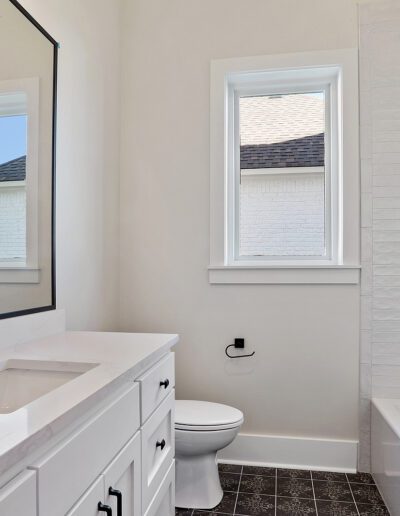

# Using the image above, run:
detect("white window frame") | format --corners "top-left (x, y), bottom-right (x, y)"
top-left (0, 78), bottom-right (40, 284)
top-left (209, 49), bottom-right (360, 284)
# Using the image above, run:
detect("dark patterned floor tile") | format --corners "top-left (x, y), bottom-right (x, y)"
top-left (277, 478), bottom-right (314, 499)
top-left (316, 500), bottom-right (358, 515)
top-left (357, 503), bottom-right (390, 515)
top-left (313, 480), bottom-right (353, 502)
top-left (277, 468), bottom-right (311, 479)
top-left (207, 491), bottom-right (236, 513)
top-left (239, 474), bottom-right (275, 495)
top-left (346, 472), bottom-right (374, 485)
top-left (235, 493), bottom-right (275, 515)
top-left (176, 509), bottom-right (193, 515)
top-left (242, 465), bottom-right (276, 477)
top-left (193, 512), bottom-right (230, 516)
top-left (276, 496), bottom-right (316, 515)
top-left (350, 484), bottom-right (384, 505)
top-left (220, 472), bottom-right (240, 492)
top-left (218, 463), bottom-right (242, 474)
top-left (312, 471), bottom-right (348, 482)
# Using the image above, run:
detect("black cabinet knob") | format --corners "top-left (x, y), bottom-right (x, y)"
top-left (156, 439), bottom-right (166, 450)
top-left (98, 502), bottom-right (113, 515)
top-left (109, 487), bottom-right (122, 516)
top-left (160, 379), bottom-right (170, 389)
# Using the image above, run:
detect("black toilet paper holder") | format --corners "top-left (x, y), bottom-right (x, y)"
top-left (225, 338), bottom-right (255, 359)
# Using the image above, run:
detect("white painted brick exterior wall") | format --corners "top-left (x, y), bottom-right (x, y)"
top-left (0, 186), bottom-right (26, 262)
top-left (239, 172), bottom-right (325, 256)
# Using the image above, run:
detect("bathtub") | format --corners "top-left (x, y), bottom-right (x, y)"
top-left (372, 398), bottom-right (400, 515)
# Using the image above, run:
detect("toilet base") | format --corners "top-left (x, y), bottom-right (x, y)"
top-left (175, 452), bottom-right (223, 509)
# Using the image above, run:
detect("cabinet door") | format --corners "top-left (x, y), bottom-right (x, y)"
top-left (103, 431), bottom-right (141, 516)
top-left (66, 476), bottom-right (104, 516)
top-left (141, 392), bottom-right (174, 511)
top-left (144, 461), bottom-right (175, 516)
top-left (0, 470), bottom-right (36, 516)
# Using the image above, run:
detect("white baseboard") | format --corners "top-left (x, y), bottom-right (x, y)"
top-left (218, 433), bottom-right (358, 472)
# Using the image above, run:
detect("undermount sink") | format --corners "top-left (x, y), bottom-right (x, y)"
top-left (0, 359), bottom-right (98, 414)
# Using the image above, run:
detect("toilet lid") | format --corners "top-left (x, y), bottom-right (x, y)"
top-left (175, 400), bottom-right (244, 431)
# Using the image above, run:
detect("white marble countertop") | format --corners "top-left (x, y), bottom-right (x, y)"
top-left (0, 331), bottom-right (178, 478)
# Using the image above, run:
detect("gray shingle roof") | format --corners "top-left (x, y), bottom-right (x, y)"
top-left (0, 156), bottom-right (26, 182)
top-left (240, 133), bottom-right (324, 169)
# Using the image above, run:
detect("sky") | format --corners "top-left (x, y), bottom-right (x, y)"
top-left (0, 115), bottom-right (27, 165)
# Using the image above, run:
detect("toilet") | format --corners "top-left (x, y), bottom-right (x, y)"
top-left (175, 400), bottom-right (243, 509)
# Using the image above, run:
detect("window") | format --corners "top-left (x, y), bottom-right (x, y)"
top-left (0, 96), bottom-right (28, 265)
top-left (0, 78), bottom-right (39, 283)
top-left (209, 50), bottom-right (360, 284)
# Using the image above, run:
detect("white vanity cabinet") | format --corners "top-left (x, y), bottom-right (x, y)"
top-left (0, 349), bottom-right (176, 516)
top-left (67, 477), bottom-right (105, 516)
top-left (0, 470), bottom-right (37, 516)
top-left (102, 432), bottom-right (142, 516)
top-left (67, 432), bottom-right (142, 516)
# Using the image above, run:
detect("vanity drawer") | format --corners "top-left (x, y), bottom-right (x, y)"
top-left (144, 461), bottom-right (175, 516)
top-left (138, 352), bottom-right (174, 422)
top-left (0, 470), bottom-right (36, 516)
top-left (141, 390), bottom-right (175, 511)
top-left (30, 383), bottom-right (140, 516)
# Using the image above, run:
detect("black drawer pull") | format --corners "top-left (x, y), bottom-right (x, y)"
top-left (98, 502), bottom-right (112, 515)
top-left (160, 379), bottom-right (170, 389)
top-left (156, 439), bottom-right (166, 450)
top-left (109, 487), bottom-right (122, 516)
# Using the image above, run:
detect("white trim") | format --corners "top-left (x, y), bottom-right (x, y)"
top-left (0, 181), bottom-right (26, 188)
top-left (0, 78), bottom-right (40, 276)
top-left (209, 48), bottom-right (359, 281)
top-left (208, 265), bottom-right (360, 284)
top-left (241, 166), bottom-right (324, 176)
top-left (0, 267), bottom-right (40, 283)
top-left (218, 432), bottom-right (358, 472)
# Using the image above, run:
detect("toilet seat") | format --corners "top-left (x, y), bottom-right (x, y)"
top-left (175, 400), bottom-right (244, 431)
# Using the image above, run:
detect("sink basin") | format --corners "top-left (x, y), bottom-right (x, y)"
top-left (0, 359), bottom-right (97, 414)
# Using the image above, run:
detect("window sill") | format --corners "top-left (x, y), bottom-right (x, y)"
top-left (0, 267), bottom-right (40, 284)
top-left (208, 265), bottom-right (360, 285)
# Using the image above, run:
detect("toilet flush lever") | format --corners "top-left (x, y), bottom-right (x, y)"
top-left (160, 379), bottom-right (170, 389)
top-left (225, 338), bottom-right (255, 359)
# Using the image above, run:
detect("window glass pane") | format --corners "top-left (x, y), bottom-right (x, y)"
top-left (239, 92), bottom-right (325, 257)
top-left (0, 107), bottom-right (27, 263)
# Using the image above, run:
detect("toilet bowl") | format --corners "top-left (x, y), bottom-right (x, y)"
top-left (175, 400), bottom-right (243, 510)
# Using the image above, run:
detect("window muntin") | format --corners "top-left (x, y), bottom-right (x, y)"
top-left (237, 91), bottom-right (327, 259)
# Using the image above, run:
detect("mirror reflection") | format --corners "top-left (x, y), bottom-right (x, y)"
top-left (0, 0), bottom-right (57, 318)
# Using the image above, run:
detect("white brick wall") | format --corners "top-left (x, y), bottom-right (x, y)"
top-left (239, 172), bottom-right (325, 256)
top-left (0, 186), bottom-right (26, 262)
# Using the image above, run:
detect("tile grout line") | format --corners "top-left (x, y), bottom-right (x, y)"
top-left (310, 471), bottom-right (319, 516)
top-left (232, 465), bottom-right (243, 515)
top-left (347, 476), bottom-right (361, 516)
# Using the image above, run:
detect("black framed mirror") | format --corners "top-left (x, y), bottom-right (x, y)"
top-left (0, 0), bottom-right (57, 319)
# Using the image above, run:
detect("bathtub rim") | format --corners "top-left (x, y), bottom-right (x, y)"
top-left (372, 397), bottom-right (400, 441)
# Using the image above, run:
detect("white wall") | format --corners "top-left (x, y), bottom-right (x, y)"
top-left (19, 0), bottom-right (121, 330)
top-left (119, 0), bottom-right (361, 445)
top-left (240, 172), bottom-right (325, 256)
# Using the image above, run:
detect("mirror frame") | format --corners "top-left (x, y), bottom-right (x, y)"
top-left (0, 0), bottom-right (58, 320)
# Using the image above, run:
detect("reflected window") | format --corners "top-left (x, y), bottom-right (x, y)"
top-left (0, 104), bottom-right (27, 264)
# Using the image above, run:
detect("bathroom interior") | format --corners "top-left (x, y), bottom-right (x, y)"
top-left (1, 0), bottom-right (400, 515)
